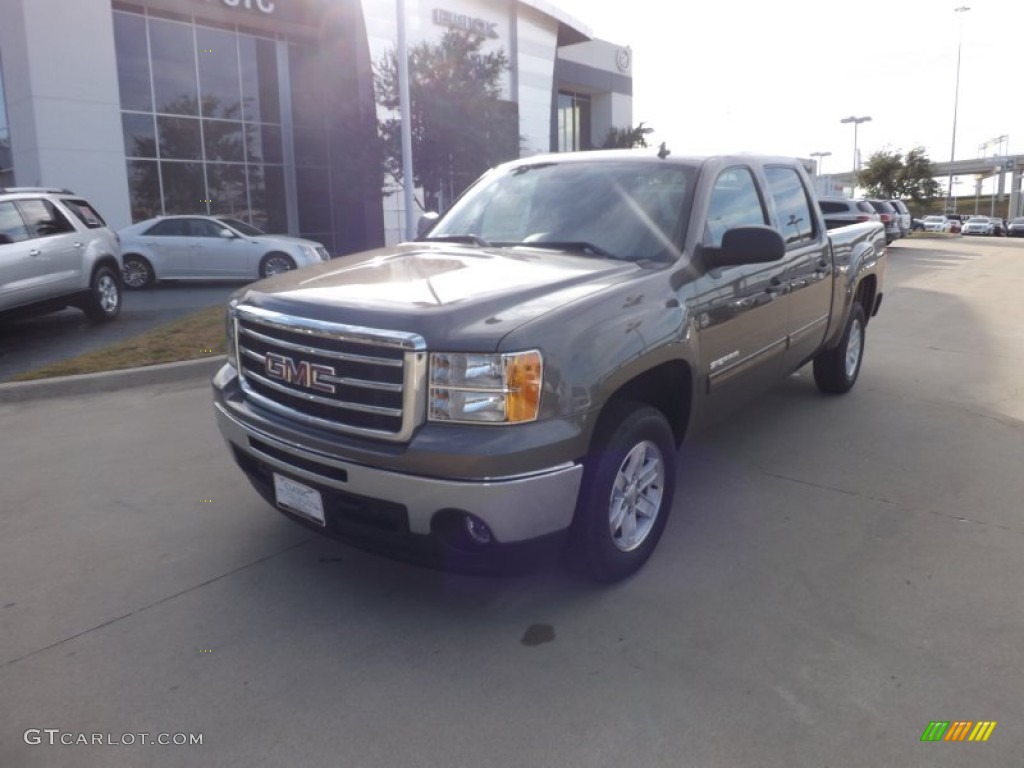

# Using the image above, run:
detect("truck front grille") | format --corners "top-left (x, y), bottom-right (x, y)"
top-left (233, 305), bottom-right (427, 441)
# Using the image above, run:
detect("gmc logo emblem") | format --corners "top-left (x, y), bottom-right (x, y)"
top-left (265, 352), bottom-right (337, 394)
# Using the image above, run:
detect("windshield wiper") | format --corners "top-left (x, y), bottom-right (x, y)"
top-left (511, 241), bottom-right (622, 260)
top-left (419, 234), bottom-right (492, 247)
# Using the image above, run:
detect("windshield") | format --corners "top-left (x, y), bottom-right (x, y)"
top-left (218, 217), bottom-right (265, 236)
top-left (427, 159), bottom-right (696, 262)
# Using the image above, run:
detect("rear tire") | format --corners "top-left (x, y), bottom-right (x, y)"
top-left (571, 402), bottom-right (676, 582)
top-left (122, 254), bottom-right (154, 289)
top-left (813, 303), bottom-right (866, 394)
top-left (82, 265), bottom-right (122, 322)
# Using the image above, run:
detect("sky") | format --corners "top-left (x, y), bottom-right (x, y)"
top-left (551, 0), bottom-right (1023, 184)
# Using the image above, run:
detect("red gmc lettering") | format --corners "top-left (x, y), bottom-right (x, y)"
top-left (265, 353), bottom-right (336, 393)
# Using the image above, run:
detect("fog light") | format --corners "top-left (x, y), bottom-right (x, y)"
top-left (464, 515), bottom-right (493, 545)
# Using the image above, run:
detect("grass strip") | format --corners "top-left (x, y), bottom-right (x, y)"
top-left (9, 305), bottom-right (226, 382)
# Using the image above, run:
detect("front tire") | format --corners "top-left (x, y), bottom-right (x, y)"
top-left (259, 252), bottom-right (296, 278)
top-left (571, 403), bottom-right (676, 582)
top-left (813, 303), bottom-right (866, 394)
top-left (82, 265), bottom-right (122, 322)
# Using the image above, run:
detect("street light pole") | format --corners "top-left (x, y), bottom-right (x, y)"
top-left (840, 116), bottom-right (871, 196)
top-left (810, 151), bottom-right (832, 194)
top-left (397, 0), bottom-right (417, 241)
top-left (946, 5), bottom-right (971, 215)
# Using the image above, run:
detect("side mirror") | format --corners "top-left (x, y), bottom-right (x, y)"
top-left (219, 229), bottom-right (236, 238)
top-left (416, 211), bottom-right (440, 238)
top-left (703, 226), bottom-right (785, 269)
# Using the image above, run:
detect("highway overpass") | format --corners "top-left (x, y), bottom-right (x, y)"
top-left (824, 155), bottom-right (1024, 216)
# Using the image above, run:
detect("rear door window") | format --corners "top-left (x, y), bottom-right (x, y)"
top-left (15, 199), bottom-right (76, 237)
top-left (144, 219), bottom-right (190, 236)
top-left (764, 166), bottom-right (817, 246)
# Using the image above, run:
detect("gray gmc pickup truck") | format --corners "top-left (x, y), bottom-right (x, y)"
top-left (213, 150), bottom-right (886, 581)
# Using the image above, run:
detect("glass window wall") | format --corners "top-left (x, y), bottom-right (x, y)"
top-left (114, 10), bottom-right (304, 238)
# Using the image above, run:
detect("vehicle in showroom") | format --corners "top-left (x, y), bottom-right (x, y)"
top-left (1008, 217), bottom-right (1024, 237)
top-left (0, 187), bottom-right (123, 322)
top-left (213, 150), bottom-right (887, 582)
top-left (962, 216), bottom-right (994, 236)
top-left (118, 215), bottom-right (331, 288)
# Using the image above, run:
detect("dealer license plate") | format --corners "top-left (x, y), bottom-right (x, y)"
top-left (273, 473), bottom-right (326, 527)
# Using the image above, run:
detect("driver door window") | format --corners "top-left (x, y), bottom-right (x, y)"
top-left (703, 167), bottom-right (767, 247)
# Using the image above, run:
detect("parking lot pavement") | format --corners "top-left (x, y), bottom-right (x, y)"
top-left (0, 284), bottom-right (238, 381)
top-left (1, 238), bottom-right (1023, 767)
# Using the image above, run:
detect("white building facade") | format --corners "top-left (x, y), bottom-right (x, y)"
top-left (0, 0), bottom-right (632, 254)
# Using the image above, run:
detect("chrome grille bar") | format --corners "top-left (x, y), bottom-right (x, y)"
top-left (233, 305), bottom-right (427, 441)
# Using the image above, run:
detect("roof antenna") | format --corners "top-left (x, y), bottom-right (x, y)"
top-left (657, 142), bottom-right (671, 159)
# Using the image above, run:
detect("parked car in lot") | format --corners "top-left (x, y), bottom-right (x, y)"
top-left (945, 214), bottom-right (963, 234)
top-left (963, 216), bottom-right (994, 236)
top-left (990, 218), bottom-right (1006, 236)
top-left (888, 199), bottom-right (912, 237)
top-left (818, 197), bottom-right (880, 230)
top-left (118, 216), bottom-right (331, 289)
top-left (0, 187), bottom-right (123, 322)
top-left (863, 199), bottom-right (901, 243)
top-left (921, 215), bottom-right (951, 232)
top-left (1008, 217), bottom-right (1024, 237)
top-left (214, 151), bottom-right (887, 582)
top-left (911, 218), bottom-right (925, 231)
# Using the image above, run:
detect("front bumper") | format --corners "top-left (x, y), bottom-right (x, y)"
top-left (213, 364), bottom-right (585, 568)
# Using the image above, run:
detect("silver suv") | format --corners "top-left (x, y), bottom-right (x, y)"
top-left (0, 187), bottom-right (123, 322)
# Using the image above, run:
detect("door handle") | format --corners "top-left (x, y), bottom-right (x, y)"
top-left (29, 249), bottom-right (41, 257)
top-left (73, 241), bottom-right (84, 249)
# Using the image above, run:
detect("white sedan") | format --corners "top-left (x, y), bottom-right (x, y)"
top-left (962, 216), bottom-right (994, 236)
top-left (118, 215), bottom-right (330, 288)
top-left (921, 215), bottom-right (951, 232)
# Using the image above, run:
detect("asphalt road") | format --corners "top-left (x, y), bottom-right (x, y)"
top-left (0, 283), bottom-right (239, 381)
top-left (1, 237), bottom-right (1023, 767)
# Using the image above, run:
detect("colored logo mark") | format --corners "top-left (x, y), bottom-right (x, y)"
top-left (921, 721), bottom-right (997, 742)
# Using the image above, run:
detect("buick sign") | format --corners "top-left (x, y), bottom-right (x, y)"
top-left (265, 352), bottom-right (337, 394)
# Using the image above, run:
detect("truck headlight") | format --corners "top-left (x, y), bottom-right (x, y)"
top-left (428, 351), bottom-right (542, 424)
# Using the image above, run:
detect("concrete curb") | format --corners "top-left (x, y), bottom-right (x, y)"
top-left (0, 356), bottom-right (226, 404)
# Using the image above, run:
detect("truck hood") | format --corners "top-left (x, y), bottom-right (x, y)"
top-left (233, 242), bottom-right (643, 350)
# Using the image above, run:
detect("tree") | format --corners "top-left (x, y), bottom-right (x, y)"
top-left (857, 146), bottom-right (941, 203)
top-left (375, 31), bottom-right (520, 211)
top-left (601, 122), bottom-right (654, 149)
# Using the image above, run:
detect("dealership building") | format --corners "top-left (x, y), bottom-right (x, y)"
top-left (0, 0), bottom-right (633, 253)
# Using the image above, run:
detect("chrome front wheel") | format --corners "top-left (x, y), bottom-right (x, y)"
top-left (572, 402), bottom-right (676, 582)
top-left (608, 440), bottom-right (666, 553)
